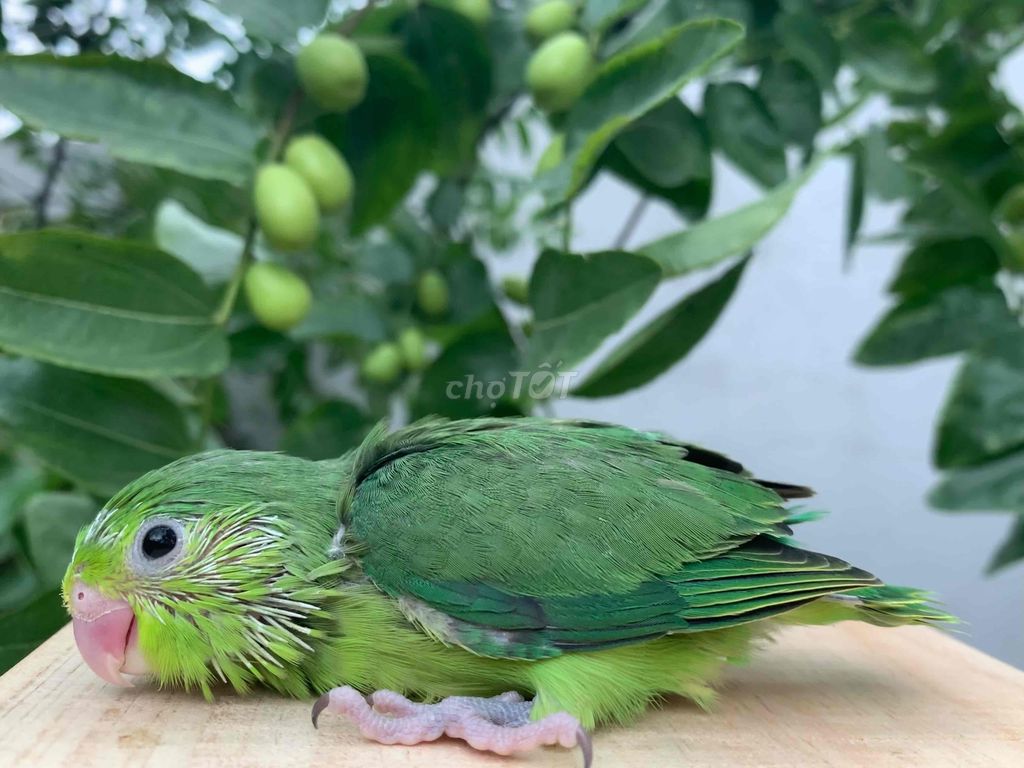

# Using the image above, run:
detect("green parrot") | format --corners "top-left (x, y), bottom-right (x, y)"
top-left (63, 417), bottom-right (951, 764)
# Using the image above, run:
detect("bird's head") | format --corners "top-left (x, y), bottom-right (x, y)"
top-left (62, 450), bottom-right (345, 697)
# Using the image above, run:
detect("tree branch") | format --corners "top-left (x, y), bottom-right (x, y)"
top-left (33, 138), bottom-right (67, 228)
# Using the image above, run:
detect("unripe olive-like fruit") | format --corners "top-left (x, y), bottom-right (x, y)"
top-left (451, 0), bottom-right (492, 25)
top-left (284, 135), bottom-right (354, 212)
top-left (296, 34), bottom-right (368, 112)
top-left (526, 31), bottom-right (592, 113)
top-left (417, 269), bottom-right (450, 317)
top-left (398, 327), bottom-right (429, 371)
top-left (997, 184), bottom-right (1024, 227)
top-left (525, 0), bottom-right (576, 41)
top-left (362, 342), bottom-right (403, 384)
top-left (253, 164), bottom-right (320, 251)
top-left (501, 275), bottom-right (530, 304)
top-left (243, 262), bottom-right (313, 332)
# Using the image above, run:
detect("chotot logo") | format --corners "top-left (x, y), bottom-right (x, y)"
top-left (446, 363), bottom-right (579, 403)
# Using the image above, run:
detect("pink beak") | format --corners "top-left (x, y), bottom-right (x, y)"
top-left (69, 580), bottom-right (150, 686)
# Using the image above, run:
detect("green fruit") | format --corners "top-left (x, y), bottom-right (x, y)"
top-left (362, 342), bottom-right (403, 384)
top-left (535, 133), bottom-right (564, 174)
top-left (253, 164), bottom-right (320, 251)
top-left (284, 135), bottom-right (354, 212)
top-left (526, 31), bottom-right (592, 113)
top-left (398, 327), bottom-right (429, 371)
top-left (525, 0), bottom-right (576, 41)
top-left (451, 0), bottom-right (492, 25)
top-left (296, 34), bottom-right (368, 112)
top-left (998, 184), bottom-right (1024, 227)
top-left (417, 269), bottom-right (450, 317)
top-left (501, 275), bottom-right (530, 304)
top-left (243, 262), bottom-right (313, 332)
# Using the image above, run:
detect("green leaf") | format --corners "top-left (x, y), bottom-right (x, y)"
top-left (413, 329), bottom-right (521, 419)
top-left (574, 257), bottom-right (747, 398)
top-left (860, 127), bottom-right (917, 202)
top-left (773, 11), bottom-right (839, 90)
top-left (539, 18), bottom-right (744, 205)
top-left (613, 98), bottom-right (710, 189)
top-left (601, 98), bottom-right (712, 219)
top-left (486, 2), bottom-right (533, 108)
top-left (0, 230), bottom-right (228, 379)
top-left (317, 49), bottom-right (439, 234)
top-left (604, 143), bottom-right (711, 220)
top-left (22, 492), bottom-right (97, 590)
top-left (281, 401), bottom-right (372, 461)
top-left (855, 285), bottom-right (1017, 367)
top-left (581, 0), bottom-right (647, 33)
top-left (400, 5), bottom-right (492, 172)
top-left (930, 450), bottom-right (1024, 513)
top-left (213, 0), bottom-right (329, 45)
top-left (352, 241), bottom-right (416, 287)
top-left (434, 245), bottom-right (496, 328)
top-left (757, 59), bottom-right (821, 152)
top-left (0, 359), bottom-right (195, 497)
top-left (935, 331), bottom-right (1024, 469)
top-left (0, 457), bottom-right (46, 540)
top-left (291, 282), bottom-right (389, 343)
top-left (0, 590), bottom-right (66, 674)
top-left (705, 81), bottom-right (787, 187)
top-left (888, 237), bottom-right (1000, 299)
top-left (639, 156), bottom-right (824, 276)
top-left (0, 554), bottom-right (43, 613)
top-left (0, 55), bottom-right (261, 184)
top-left (846, 18), bottom-right (937, 95)
top-left (988, 516), bottom-right (1024, 573)
top-left (526, 250), bottom-right (661, 370)
top-left (154, 199), bottom-right (244, 286)
top-left (603, 0), bottom-right (749, 55)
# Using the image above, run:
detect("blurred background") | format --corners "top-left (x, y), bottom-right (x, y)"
top-left (0, 0), bottom-right (1022, 672)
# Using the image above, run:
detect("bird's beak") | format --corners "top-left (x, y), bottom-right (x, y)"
top-left (69, 580), bottom-right (150, 686)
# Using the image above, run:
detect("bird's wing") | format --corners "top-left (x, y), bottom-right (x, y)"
top-left (342, 418), bottom-right (877, 658)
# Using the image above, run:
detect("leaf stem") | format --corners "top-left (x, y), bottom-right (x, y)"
top-left (613, 195), bottom-right (649, 250)
top-left (339, 0), bottom-right (379, 35)
top-left (214, 219), bottom-right (259, 324)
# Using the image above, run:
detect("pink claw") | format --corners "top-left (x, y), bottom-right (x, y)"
top-left (312, 687), bottom-right (592, 766)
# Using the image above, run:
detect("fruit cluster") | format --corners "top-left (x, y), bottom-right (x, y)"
top-left (360, 269), bottom-right (450, 384)
top-left (246, 32), bottom-right (366, 333)
top-left (244, 4), bottom-right (593, 376)
top-left (524, 1), bottom-right (593, 113)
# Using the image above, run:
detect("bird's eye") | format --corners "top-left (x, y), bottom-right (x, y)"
top-left (141, 524), bottom-right (178, 560)
top-left (129, 518), bottom-right (184, 574)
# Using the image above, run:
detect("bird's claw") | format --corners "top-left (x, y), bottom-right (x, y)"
top-left (311, 686), bottom-right (593, 766)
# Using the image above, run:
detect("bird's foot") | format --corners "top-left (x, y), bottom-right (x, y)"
top-left (313, 686), bottom-right (592, 766)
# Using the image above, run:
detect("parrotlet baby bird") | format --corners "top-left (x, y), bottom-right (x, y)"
top-left (63, 417), bottom-right (952, 765)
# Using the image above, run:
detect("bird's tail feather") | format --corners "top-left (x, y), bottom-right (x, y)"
top-left (781, 585), bottom-right (957, 627)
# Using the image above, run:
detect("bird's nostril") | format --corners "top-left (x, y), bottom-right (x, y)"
top-left (77, 592), bottom-right (84, 601)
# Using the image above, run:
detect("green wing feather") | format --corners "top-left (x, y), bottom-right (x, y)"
top-left (342, 418), bottom-right (885, 659)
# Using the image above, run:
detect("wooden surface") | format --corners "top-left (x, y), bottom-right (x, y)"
top-left (1, 623), bottom-right (1022, 767)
